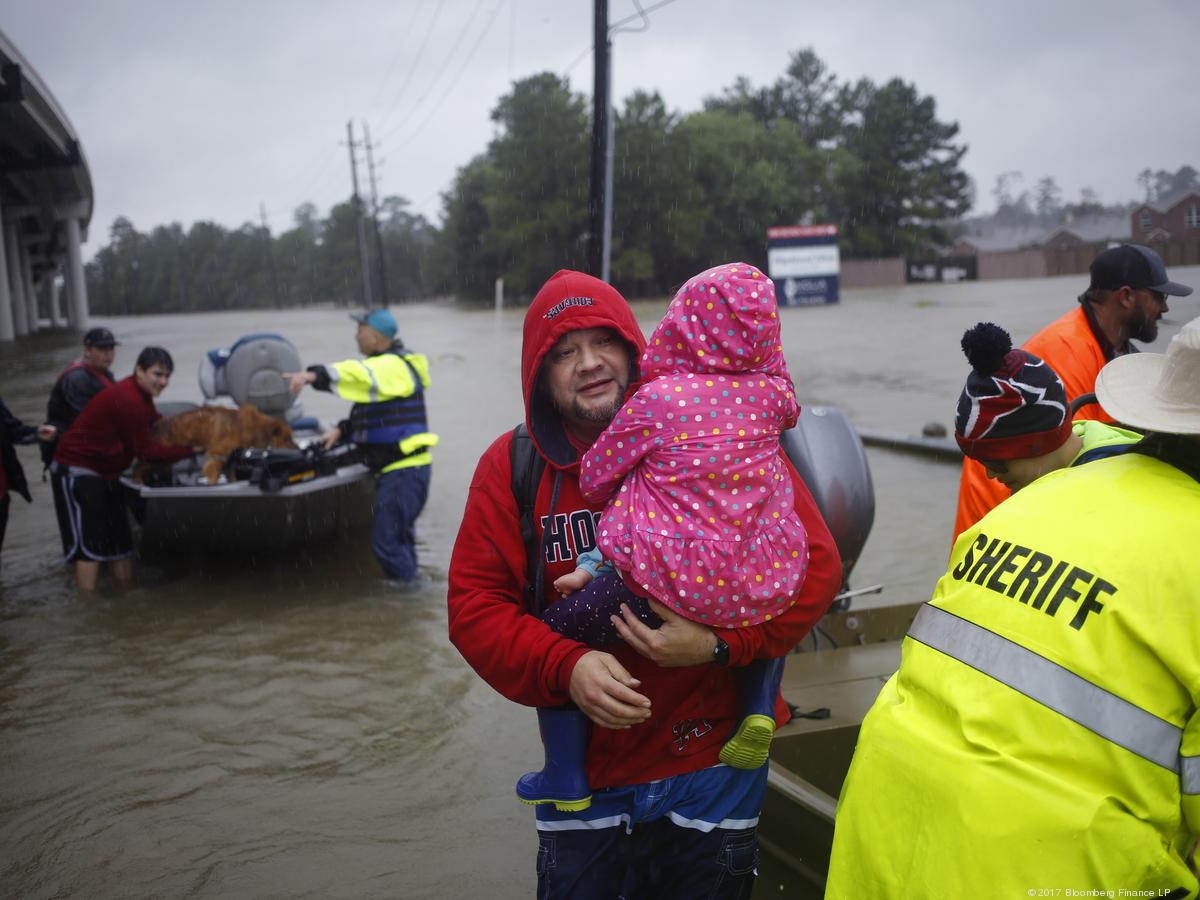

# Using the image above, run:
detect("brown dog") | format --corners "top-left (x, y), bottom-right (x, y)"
top-left (154, 405), bottom-right (296, 484)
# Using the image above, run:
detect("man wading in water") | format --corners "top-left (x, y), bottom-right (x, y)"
top-left (447, 269), bottom-right (841, 897)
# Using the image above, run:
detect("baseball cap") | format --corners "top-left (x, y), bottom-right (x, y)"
top-left (84, 327), bottom-right (119, 347)
top-left (1087, 244), bottom-right (1193, 297)
top-left (349, 308), bottom-right (398, 339)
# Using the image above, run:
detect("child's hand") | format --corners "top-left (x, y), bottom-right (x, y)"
top-left (554, 567), bottom-right (593, 596)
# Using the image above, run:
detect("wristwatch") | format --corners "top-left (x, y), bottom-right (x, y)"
top-left (712, 636), bottom-right (730, 666)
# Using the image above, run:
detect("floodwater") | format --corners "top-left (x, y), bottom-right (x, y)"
top-left (1, 269), bottom-right (1197, 898)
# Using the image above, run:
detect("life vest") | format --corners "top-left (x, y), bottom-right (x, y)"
top-left (828, 452), bottom-right (1200, 899)
top-left (333, 350), bottom-right (437, 473)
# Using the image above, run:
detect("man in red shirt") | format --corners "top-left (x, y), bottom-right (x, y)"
top-left (447, 270), bottom-right (841, 898)
top-left (953, 244), bottom-right (1192, 541)
top-left (51, 346), bottom-right (193, 592)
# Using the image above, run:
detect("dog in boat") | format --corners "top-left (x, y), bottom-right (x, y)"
top-left (153, 405), bottom-right (296, 484)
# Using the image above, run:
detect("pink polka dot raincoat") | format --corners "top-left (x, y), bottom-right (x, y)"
top-left (579, 262), bottom-right (809, 628)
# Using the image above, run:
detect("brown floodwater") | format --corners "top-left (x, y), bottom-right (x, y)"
top-left (1, 268), bottom-right (1196, 897)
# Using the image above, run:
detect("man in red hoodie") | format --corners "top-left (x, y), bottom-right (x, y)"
top-left (447, 270), bottom-right (841, 898)
top-left (51, 346), bottom-right (194, 592)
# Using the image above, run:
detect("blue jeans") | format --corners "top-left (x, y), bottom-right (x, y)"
top-left (534, 765), bottom-right (767, 899)
top-left (371, 465), bottom-right (430, 581)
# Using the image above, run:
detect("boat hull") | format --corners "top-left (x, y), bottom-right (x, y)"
top-left (758, 608), bottom-right (915, 894)
top-left (125, 464), bottom-right (375, 553)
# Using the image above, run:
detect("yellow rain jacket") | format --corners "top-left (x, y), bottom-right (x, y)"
top-left (827, 451), bottom-right (1200, 899)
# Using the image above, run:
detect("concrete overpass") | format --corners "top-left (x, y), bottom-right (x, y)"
top-left (0, 27), bottom-right (93, 341)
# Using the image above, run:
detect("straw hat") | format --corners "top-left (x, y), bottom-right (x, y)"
top-left (1095, 317), bottom-right (1200, 434)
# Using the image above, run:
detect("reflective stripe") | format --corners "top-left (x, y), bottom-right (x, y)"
top-left (536, 814), bottom-right (629, 832)
top-left (1184, 756), bottom-right (1200, 796)
top-left (665, 811), bottom-right (760, 833)
top-left (365, 362), bottom-right (379, 402)
top-left (909, 604), bottom-right (1184, 774)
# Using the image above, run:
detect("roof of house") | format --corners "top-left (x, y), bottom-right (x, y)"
top-left (954, 223), bottom-right (1048, 252)
top-left (1043, 211), bottom-right (1131, 244)
top-left (1138, 189), bottom-right (1200, 214)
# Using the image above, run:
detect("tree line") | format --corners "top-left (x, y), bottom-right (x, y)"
top-left (88, 48), bottom-right (977, 312)
top-left (980, 165), bottom-right (1199, 231)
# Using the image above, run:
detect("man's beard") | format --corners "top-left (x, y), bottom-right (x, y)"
top-left (569, 394), bottom-right (622, 425)
top-left (1129, 304), bottom-right (1159, 343)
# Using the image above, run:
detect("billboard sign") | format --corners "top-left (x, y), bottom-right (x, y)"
top-left (905, 255), bottom-right (978, 283)
top-left (767, 225), bottom-right (840, 305)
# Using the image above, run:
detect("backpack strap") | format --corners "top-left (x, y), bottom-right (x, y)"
top-left (510, 423), bottom-right (548, 614)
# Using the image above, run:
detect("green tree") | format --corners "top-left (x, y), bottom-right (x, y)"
top-left (706, 48), bottom-right (841, 146)
top-left (1034, 177), bottom-right (1062, 221)
top-left (705, 49), bottom-right (971, 259)
top-left (1149, 165), bottom-right (1200, 203)
top-left (316, 201), bottom-right (367, 307)
top-left (673, 110), bottom-right (823, 272)
top-left (378, 195), bottom-right (436, 301)
top-left (426, 155), bottom-right (500, 297)
top-left (483, 73), bottom-right (591, 296)
top-left (430, 73), bottom-right (590, 299)
top-left (609, 90), bottom-right (689, 295)
top-left (830, 77), bottom-right (971, 257)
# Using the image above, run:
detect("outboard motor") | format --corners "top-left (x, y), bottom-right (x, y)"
top-left (781, 405), bottom-right (875, 588)
top-left (198, 333), bottom-right (318, 430)
top-left (229, 442), bottom-right (360, 492)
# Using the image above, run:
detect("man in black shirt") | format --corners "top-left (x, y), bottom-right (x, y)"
top-left (41, 327), bottom-right (118, 466)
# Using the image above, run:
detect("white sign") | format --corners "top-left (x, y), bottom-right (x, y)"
top-left (767, 244), bottom-right (841, 279)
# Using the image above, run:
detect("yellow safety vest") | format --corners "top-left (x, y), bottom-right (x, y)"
top-left (330, 351), bottom-right (439, 472)
top-left (827, 452), bottom-right (1200, 899)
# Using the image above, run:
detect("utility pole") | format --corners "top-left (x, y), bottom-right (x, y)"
top-left (362, 122), bottom-right (390, 307)
top-left (587, 0), bottom-right (609, 279)
top-left (345, 120), bottom-right (372, 309)
top-left (259, 202), bottom-right (282, 308)
top-left (601, 45), bottom-right (614, 283)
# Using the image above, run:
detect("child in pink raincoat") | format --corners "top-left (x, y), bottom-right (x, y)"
top-left (518, 262), bottom-right (810, 810)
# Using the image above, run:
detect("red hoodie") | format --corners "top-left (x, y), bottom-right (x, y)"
top-left (447, 270), bottom-right (842, 789)
top-left (54, 376), bottom-right (193, 478)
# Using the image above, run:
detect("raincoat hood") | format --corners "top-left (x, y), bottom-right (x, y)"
top-left (521, 269), bottom-right (646, 469)
top-left (641, 262), bottom-right (793, 384)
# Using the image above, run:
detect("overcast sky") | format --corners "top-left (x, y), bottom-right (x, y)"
top-left (4, 0), bottom-right (1198, 257)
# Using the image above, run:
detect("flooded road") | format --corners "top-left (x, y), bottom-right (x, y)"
top-left (2, 269), bottom-right (1197, 897)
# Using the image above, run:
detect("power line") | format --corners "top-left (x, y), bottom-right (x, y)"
top-left (263, 2), bottom-right (446, 228)
top-left (389, 0), bottom-right (507, 150)
top-left (563, 0), bottom-right (680, 75)
top-left (611, 0), bottom-right (678, 32)
top-left (377, 0), bottom-right (489, 145)
top-left (369, 0), bottom-right (433, 110)
top-left (373, 0), bottom-right (448, 136)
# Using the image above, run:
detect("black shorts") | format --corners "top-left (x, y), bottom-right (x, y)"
top-left (51, 470), bottom-right (133, 562)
